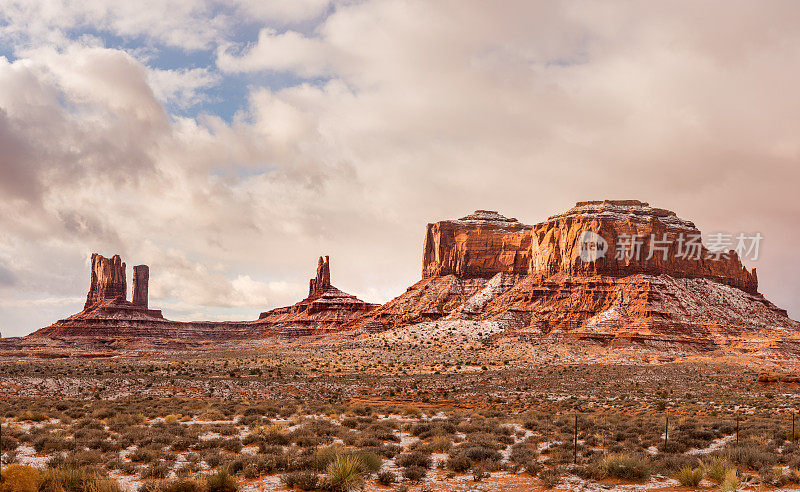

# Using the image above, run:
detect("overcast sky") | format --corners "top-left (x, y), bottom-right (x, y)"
top-left (1, 1), bottom-right (799, 337)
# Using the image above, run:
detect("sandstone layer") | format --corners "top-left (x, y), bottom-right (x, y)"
top-left (13, 200), bottom-right (800, 356)
top-left (255, 256), bottom-right (379, 338)
top-left (84, 253), bottom-right (127, 309)
top-left (423, 210), bottom-right (531, 278)
top-left (529, 200), bottom-right (758, 293)
top-left (26, 254), bottom-right (377, 353)
top-left (348, 201), bottom-right (798, 354)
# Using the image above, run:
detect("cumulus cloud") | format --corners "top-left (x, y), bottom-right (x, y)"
top-left (217, 28), bottom-right (334, 76)
top-left (2, 1), bottom-right (800, 337)
top-left (147, 67), bottom-right (221, 108)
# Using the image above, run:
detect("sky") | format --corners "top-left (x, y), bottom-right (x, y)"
top-left (1, 1), bottom-right (800, 337)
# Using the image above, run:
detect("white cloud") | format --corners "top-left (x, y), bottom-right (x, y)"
top-left (147, 67), bottom-right (221, 108)
top-left (0, 0), bottom-right (332, 52)
top-left (3, 1), bottom-right (800, 338)
top-left (217, 28), bottom-right (333, 76)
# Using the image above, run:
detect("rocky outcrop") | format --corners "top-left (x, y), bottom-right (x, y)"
top-left (309, 256), bottom-right (331, 296)
top-left (423, 210), bottom-right (532, 278)
top-left (18, 200), bottom-right (800, 356)
top-left (132, 265), bottom-right (149, 309)
top-left (421, 202), bottom-right (758, 291)
top-left (84, 254), bottom-right (127, 309)
top-left (256, 256), bottom-right (379, 337)
top-left (30, 254), bottom-right (378, 350)
top-left (529, 200), bottom-right (758, 293)
top-left (348, 201), bottom-right (797, 353)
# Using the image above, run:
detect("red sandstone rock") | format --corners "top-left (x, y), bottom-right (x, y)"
top-left (84, 254), bottom-right (127, 309)
top-left (309, 256), bottom-right (331, 296)
top-left (22, 201), bottom-right (800, 355)
top-left (423, 210), bottom-right (532, 278)
top-left (529, 200), bottom-right (758, 293)
top-left (422, 202), bottom-right (758, 292)
top-left (347, 201), bottom-right (794, 352)
top-left (257, 256), bottom-right (378, 337)
top-left (132, 265), bottom-right (149, 309)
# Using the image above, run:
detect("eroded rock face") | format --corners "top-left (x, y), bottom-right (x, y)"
top-left (423, 210), bottom-right (532, 278)
top-left (257, 256), bottom-right (378, 337)
top-left (421, 202), bottom-right (758, 291)
top-left (84, 254), bottom-right (127, 310)
top-left (309, 256), bottom-right (331, 296)
top-left (529, 200), bottom-right (758, 293)
top-left (348, 201), bottom-right (793, 352)
top-left (132, 265), bottom-right (149, 309)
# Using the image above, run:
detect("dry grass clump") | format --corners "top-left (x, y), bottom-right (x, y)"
top-left (704, 456), bottom-right (736, 484)
top-left (39, 466), bottom-right (123, 492)
top-left (0, 464), bottom-right (40, 492)
top-left (674, 465), bottom-right (704, 486)
top-left (325, 455), bottom-right (364, 492)
top-left (596, 453), bottom-right (652, 481)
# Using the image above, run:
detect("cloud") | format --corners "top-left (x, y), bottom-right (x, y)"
top-left (3, 1), bottom-right (800, 338)
top-left (147, 67), bottom-right (221, 108)
top-left (0, 0), bottom-right (332, 52)
top-left (217, 28), bottom-right (333, 76)
top-left (225, 0), bottom-right (332, 25)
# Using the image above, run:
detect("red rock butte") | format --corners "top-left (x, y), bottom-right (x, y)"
top-left (347, 200), bottom-right (796, 354)
top-left (6, 199), bottom-right (799, 356)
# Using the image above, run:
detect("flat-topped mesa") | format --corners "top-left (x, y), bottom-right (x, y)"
top-left (530, 200), bottom-right (759, 293)
top-left (423, 210), bottom-right (532, 278)
top-left (309, 256), bottom-right (331, 297)
top-left (84, 253), bottom-right (127, 310)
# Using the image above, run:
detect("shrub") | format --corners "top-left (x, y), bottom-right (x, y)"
top-left (155, 478), bottom-right (204, 492)
top-left (221, 439), bottom-right (242, 453)
top-left (675, 466), bottom-right (704, 487)
top-left (726, 443), bottom-right (778, 470)
top-left (376, 470), bottom-right (396, 485)
top-left (326, 455), bottom-right (363, 492)
top-left (0, 464), bottom-right (40, 492)
top-left (510, 442), bottom-right (538, 465)
top-left (131, 448), bottom-right (161, 464)
top-left (33, 436), bottom-right (73, 454)
top-left (402, 466), bottom-right (426, 482)
top-left (203, 470), bottom-right (238, 492)
top-left (1, 436), bottom-right (19, 452)
top-left (597, 453), bottom-right (651, 481)
top-left (704, 457), bottom-right (735, 484)
top-left (538, 467), bottom-right (561, 488)
top-left (38, 467), bottom-right (122, 492)
top-left (140, 463), bottom-right (170, 480)
top-left (280, 471), bottom-right (319, 490)
top-left (396, 452), bottom-right (432, 469)
top-left (446, 453), bottom-right (471, 473)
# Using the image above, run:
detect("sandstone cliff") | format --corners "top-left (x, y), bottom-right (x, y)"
top-left (19, 200), bottom-right (800, 356)
top-left (348, 201), bottom-right (796, 353)
top-left (529, 200), bottom-right (758, 293)
top-left (84, 254), bottom-right (127, 309)
top-left (423, 210), bottom-right (532, 278)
